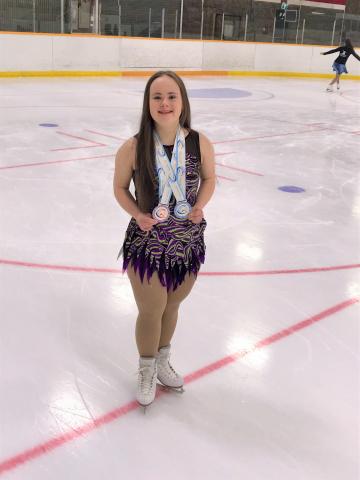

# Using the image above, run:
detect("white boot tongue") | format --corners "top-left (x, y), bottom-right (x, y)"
top-left (140, 356), bottom-right (155, 365)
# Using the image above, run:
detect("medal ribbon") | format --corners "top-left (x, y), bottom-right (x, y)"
top-left (154, 127), bottom-right (186, 206)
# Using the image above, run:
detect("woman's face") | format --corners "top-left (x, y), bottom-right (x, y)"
top-left (149, 75), bottom-right (183, 129)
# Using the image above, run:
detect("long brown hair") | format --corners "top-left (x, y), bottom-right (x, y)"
top-left (135, 71), bottom-right (191, 213)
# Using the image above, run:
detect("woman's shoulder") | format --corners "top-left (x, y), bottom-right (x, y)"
top-left (117, 136), bottom-right (137, 152)
top-left (115, 136), bottom-right (137, 169)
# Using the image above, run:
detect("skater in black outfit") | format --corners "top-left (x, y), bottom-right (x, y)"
top-left (321, 39), bottom-right (360, 92)
top-left (113, 71), bottom-right (215, 408)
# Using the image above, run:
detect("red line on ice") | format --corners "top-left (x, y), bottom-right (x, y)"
top-left (0, 259), bottom-right (359, 276)
top-left (215, 162), bottom-right (264, 176)
top-left (212, 128), bottom-right (330, 145)
top-left (0, 154), bottom-right (114, 170)
top-left (84, 129), bottom-right (126, 140)
top-left (0, 297), bottom-right (358, 475)
top-left (50, 131), bottom-right (106, 151)
top-left (216, 174), bottom-right (236, 181)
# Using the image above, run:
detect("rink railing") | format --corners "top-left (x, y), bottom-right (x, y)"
top-left (0, 0), bottom-right (359, 47)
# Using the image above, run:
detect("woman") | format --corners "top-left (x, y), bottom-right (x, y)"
top-left (321, 39), bottom-right (360, 92)
top-left (113, 71), bottom-right (216, 408)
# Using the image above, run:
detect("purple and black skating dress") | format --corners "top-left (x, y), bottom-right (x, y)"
top-left (120, 129), bottom-right (206, 291)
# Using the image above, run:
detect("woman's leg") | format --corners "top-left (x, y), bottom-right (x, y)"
top-left (329, 73), bottom-right (340, 86)
top-left (158, 273), bottom-right (197, 349)
top-left (127, 265), bottom-right (168, 357)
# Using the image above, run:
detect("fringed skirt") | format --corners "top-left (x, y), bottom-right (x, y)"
top-left (120, 216), bottom-right (206, 291)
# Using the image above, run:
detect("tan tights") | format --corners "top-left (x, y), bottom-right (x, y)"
top-left (127, 265), bottom-right (196, 357)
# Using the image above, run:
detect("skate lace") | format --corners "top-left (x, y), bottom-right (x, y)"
top-left (138, 366), bottom-right (156, 390)
top-left (165, 361), bottom-right (178, 378)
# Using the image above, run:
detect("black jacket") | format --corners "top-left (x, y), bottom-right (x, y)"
top-left (323, 46), bottom-right (360, 65)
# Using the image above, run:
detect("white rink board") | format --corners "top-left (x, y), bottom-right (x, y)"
top-left (119, 38), bottom-right (203, 69)
top-left (53, 36), bottom-right (120, 70)
top-left (1, 33), bottom-right (360, 75)
top-left (202, 42), bottom-right (256, 70)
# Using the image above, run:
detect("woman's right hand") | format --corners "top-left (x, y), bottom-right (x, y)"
top-left (135, 212), bottom-right (158, 232)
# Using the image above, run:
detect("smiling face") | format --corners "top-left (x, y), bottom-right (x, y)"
top-left (149, 75), bottom-right (183, 129)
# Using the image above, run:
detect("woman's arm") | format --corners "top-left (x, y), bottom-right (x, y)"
top-left (352, 49), bottom-right (360, 61)
top-left (113, 137), bottom-right (140, 218)
top-left (113, 138), bottom-right (158, 231)
top-left (188, 132), bottom-right (216, 224)
top-left (321, 47), bottom-right (341, 55)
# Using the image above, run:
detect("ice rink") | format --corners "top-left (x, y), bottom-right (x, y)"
top-left (0, 75), bottom-right (359, 479)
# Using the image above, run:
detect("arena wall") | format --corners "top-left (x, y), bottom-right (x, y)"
top-left (1, 32), bottom-right (359, 77)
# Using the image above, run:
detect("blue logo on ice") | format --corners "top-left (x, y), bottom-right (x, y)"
top-left (278, 186), bottom-right (305, 193)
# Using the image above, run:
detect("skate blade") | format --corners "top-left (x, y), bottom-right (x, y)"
top-left (157, 382), bottom-right (185, 394)
top-left (137, 401), bottom-right (153, 413)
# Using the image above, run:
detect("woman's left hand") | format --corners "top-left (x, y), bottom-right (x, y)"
top-left (188, 206), bottom-right (204, 224)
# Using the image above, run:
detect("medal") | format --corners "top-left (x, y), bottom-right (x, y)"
top-left (152, 204), bottom-right (170, 222)
top-left (174, 200), bottom-right (192, 219)
top-left (153, 127), bottom-right (191, 221)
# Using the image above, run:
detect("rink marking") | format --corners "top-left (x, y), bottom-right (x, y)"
top-left (0, 259), bottom-right (359, 276)
top-left (185, 297), bottom-right (359, 383)
top-left (84, 129), bottom-right (127, 141)
top-left (50, 131), bottom-right (106, 151)
top-left (212, 127), bottom-right (330, 144)
top-left (216, 174), bottom-right (236, 181)
top-left (0, 127), bottom-right (334, 170)
top-left (251, 117), bottom-right (360, 136)
top-left (0, 154), bottom-right (114, 170)
top-left (50, 145), bottom-right (103, 152)
top-left (0, 297), bottom-right (358, 476)
top-left (215, 162), bottom-right (264, 176)
top-left (0, 151), bottom-right (236, 172)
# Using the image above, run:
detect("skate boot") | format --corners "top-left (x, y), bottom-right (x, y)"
top-left (157, 345), bottom-right (184, 393)
top-left (136, 357), bottom-right (157, 409)
top-left (326, 86), bottom-right (333, 92)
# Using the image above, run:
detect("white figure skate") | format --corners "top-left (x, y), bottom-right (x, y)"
top-left (157, 345), bottom-right (184, 393)
top-left (136, 357), bottom-right (157, 411)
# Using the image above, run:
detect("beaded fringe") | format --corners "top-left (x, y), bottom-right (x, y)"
top-left (122, 246), bottom-right (205, 291)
